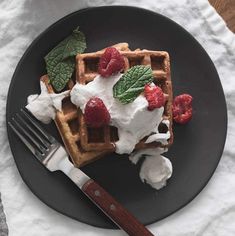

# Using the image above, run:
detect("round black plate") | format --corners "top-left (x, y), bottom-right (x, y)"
top-left (6, 6), bottom-right (227, 229)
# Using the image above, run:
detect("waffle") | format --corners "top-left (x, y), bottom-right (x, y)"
top-left (40, 75), bottom-right (110, 167)
top-left (41, 43), bottom-right (130, 167)
top-left (76, 49), bottom-right (173, 152)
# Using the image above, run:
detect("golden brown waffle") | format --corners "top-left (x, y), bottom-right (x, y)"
top-left (41, 75), bottom-right (110, 167)
top-left (76, 49), bottom-right (173, 152)
top-left (41, 43), bottom-right (130, 167)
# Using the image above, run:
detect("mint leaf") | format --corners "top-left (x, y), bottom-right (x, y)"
top-left (45, 27), bottom-right (86, 92)
top-left (61, 27), bottom-right (86, 60)
top-left (113, 65), bottom-right (153, 104)
top-left (50, 58), bottom-right (75, 92)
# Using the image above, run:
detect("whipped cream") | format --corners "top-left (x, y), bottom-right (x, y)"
top-left (129, 148), bottom-right (172, 190)
top-left (145, 119), bottom-right (170, 145)
top-left (26, 81), bottom-right (69, 124)
top-left (71, 73), bottom-right (170, 154)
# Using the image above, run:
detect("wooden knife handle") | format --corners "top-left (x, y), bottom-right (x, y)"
top-left (82, 179), bottom-right (154, 236)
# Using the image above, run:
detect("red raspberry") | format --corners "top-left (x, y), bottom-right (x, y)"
top-left (173, 94), bottom-right (193, 124)
top-left (98, 47), bottom-right (125, 77)
top-left (84, 97), bottom-right (110, 128)
top-left (144, 84), bottom-right (165, 111)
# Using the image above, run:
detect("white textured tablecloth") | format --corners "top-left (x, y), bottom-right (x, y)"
top-left (0, 0), bottom-right (235, 235)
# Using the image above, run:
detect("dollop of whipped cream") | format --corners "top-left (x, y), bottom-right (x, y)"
top-left (71, 73), bottom-right (170, 154)
top-left (129, 148), bottom-right (172, 190)
top-left (26, 81), bottom-right (69, 124)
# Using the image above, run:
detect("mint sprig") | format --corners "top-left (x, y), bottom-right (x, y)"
top-left (113, 65), bottom-right (153, 104)
top-left (45, 27), bottom-right (86, 92)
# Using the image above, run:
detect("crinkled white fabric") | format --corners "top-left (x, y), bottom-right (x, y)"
top-left (0, 0), bottom-right (235, 235)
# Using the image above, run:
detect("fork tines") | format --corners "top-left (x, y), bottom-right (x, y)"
top-left (8, 108), bottom-right (59, 162)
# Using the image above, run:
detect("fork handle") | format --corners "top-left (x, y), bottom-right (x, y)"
top-left (56, 156), bottom-right (154, 236)
top-left (81, 179), bottom-right (154, 236)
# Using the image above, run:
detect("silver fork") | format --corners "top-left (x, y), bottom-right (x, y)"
top-left (8, 108), bottom-right (154, 236)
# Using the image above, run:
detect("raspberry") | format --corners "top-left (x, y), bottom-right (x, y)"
top-left (84, 97), bottom-right (110, 128)
top-left (144, 84), bottom-right (165, 111)
top-left (173, 94), bottom-right (193, 124)
top-left (98, 47), bottom-right (125, 77)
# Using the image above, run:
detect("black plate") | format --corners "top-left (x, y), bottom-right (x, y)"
top-left (6, 6), bottom-right (227, 229)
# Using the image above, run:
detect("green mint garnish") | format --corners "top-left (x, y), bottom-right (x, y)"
top-left (113, 65), bottom-right (153, 104)
top-left (45, 26), bottom-right (86, 92)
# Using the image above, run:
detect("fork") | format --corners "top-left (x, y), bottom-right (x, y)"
top-left (8, 109), bottom-right (154, 236)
